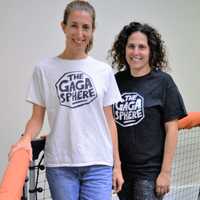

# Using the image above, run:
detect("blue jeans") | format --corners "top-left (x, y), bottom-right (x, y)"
top-left (118, 179), bottom-right (163, 200)
top-left (46, 165), bottom-right (112, 200)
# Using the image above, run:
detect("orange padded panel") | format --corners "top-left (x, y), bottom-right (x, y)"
top-left (178, 112), bottom-right (200, 129)
top-left (0, 149), bottom-right (29, 200)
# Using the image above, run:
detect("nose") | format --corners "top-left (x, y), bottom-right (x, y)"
top-left (132, 46), bottom-right (139, 55)
top-left (76, 27), bottom-right (83, 38)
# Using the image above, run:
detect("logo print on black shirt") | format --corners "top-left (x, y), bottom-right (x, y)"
top-left (55, 71), bottom-right (97, 108)
top-left (113, 92), bottom-right (144, 127)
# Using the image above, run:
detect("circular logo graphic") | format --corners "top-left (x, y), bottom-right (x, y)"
top-left (113, 92), bottom-right (144, 127)
top-left (55, 71), bottom-right (97, 108)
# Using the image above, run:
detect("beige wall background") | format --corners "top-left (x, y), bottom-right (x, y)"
top-left (0, 0), bottom-right (200, 178)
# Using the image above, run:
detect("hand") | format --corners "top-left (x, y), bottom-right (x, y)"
top-left (155, 171), bottom-right (171, 197)
top-left (8, 135), bottom-right (32, 161)
top-left (112, 166), bottom-right (124, 193)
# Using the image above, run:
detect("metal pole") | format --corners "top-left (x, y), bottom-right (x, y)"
top-left (29, 161), bottom-right (36, 200)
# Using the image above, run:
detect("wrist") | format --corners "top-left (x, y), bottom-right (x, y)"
top-left (114, 161), bottom-right (121, 169)
top-left (20, 133), bottom-right (32, 142)
top-left (160, 169), bottom-right (171, 175)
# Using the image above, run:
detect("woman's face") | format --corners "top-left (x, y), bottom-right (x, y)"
top-left (62, 10), bottom-right (94, 55)
top-left (125, 31), bottom-right (151, 75)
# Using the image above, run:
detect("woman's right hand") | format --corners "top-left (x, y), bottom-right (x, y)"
top-left (8, 135), bottom-right (32, 161)
top-left (8, 104), bottom-right (46, 162)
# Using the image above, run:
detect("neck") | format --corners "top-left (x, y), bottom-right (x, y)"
top-left (130, 66), bottom-right (151, 77)
top-left (59, 49), bottom-right (87, 60)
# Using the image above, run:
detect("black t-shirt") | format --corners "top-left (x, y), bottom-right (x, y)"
top-left (113, 69), bottom-right (187, 179)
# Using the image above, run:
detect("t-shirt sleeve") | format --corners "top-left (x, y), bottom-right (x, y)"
top-left (26, 66), bottom-right (46, 107)
top-left (103, 67), bottom-right (122, 107)
top-left (163, 75), bottom-right (187, 122)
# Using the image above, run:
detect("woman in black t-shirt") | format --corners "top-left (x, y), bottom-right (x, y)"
top-left (110, 21), bottom-right (187, 200)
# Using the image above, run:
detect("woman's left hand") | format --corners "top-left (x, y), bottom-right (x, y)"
top-left (112, 166), bottom-right (124, 193)
top-left (155, 171), bottom-right (171, 197)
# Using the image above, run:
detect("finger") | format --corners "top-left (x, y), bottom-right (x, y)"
top-left (116, 184), bottom-right (122, 192)
top-left (8, 151), bottom-right (12, 161)
top-left (23, 145), bottom-right (33, 162)
top-left (115, 181), bottom-right (120, 193)
top-left (155, 184), bottom-right (160, 194)
top-left (166, 186), bottom-right (170, 193)
top-left (156, 186), bottom-right (162, 197)
top-left (8, 146), bottom-right (17, 160)
top-left (112, 178), bottom-right (116, 192)
top-left (10, 145), bottom-right (14, 148)
top-left (156, 186), bottom-right (169, 197)
top-left (115, 179), bottom-right (124, 193)
top-left (160, 186), bottom-right (166, 196)
top-left (163, 186), bottom-right (170, 194)
top-left (29, 148), bottom-right (33, 161)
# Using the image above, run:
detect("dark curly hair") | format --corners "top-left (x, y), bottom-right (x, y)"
top-left (110, 21), bottom-right (168, 71)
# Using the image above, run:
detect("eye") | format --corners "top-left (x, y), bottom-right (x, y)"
top-left (71, 24), bottom-right (77, 28)
top-left (138, 44), bottom-right (147, 50)
top-left (82, 24), bottom-right (91, 31)
top-left (127, 44), bottom-right (135, 49)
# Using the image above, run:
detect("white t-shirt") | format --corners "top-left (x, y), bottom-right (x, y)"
top-left (27, 56), bottom-right (121, 167)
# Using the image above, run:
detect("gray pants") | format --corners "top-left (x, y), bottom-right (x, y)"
top-left (118, 179), bottom-right (163, 200)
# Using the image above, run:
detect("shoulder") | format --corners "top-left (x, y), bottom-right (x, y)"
top-left (34, 57), bottom-right (56, 71)
top-left (115, 70), bottom-right (129, 81)
top-left (88, 57), bottom-right (113, 75)
top-left (32, 57), bottom-right (62, 78)
top-left (152, 69), bottom-right (175, 86)
top-left (31, 58), bottom-right (52, 75)
top-left (89, 56), bottom-right (111, 68)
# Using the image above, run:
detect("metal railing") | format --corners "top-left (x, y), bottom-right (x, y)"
top-left (0, 127), bottom-right (200, 200)
top-left (25, 127), bottom-right (200, 200)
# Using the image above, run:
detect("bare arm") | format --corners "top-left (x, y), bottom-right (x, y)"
top-left (9, 104), bottom-right (45, 160)
top-left (103, 106), bottom-right (124, 192)
top-left (22, 104), bottom-right (46, 140)
top-left (156, 119), bottom-right (178, 197)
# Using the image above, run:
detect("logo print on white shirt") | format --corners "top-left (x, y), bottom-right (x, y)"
top-left (55, 71), bottom-right (97, 108)
top-left (113, 92), bottom-right (144, 127)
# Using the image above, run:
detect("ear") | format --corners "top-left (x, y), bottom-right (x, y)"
top-left (92, 27), bottom-right (95, 34)
top-left (60, 21), bottom-right (67, 33)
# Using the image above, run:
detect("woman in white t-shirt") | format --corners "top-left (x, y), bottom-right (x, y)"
top-left (9, 1), bottom-right (124, 199)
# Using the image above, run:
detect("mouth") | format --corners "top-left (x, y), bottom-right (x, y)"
top-left (72, 38), bottom-right (85, 46)
top-left (130, 56), bottom-right (142, 62)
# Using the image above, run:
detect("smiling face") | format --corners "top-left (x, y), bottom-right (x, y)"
top-left (62, 10), bottom-right (94, 58)
top-left (125, 31), bottom-right (151, 76)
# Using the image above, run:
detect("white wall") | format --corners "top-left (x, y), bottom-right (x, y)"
top-left (0, 0), bottom-right (200, 178)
